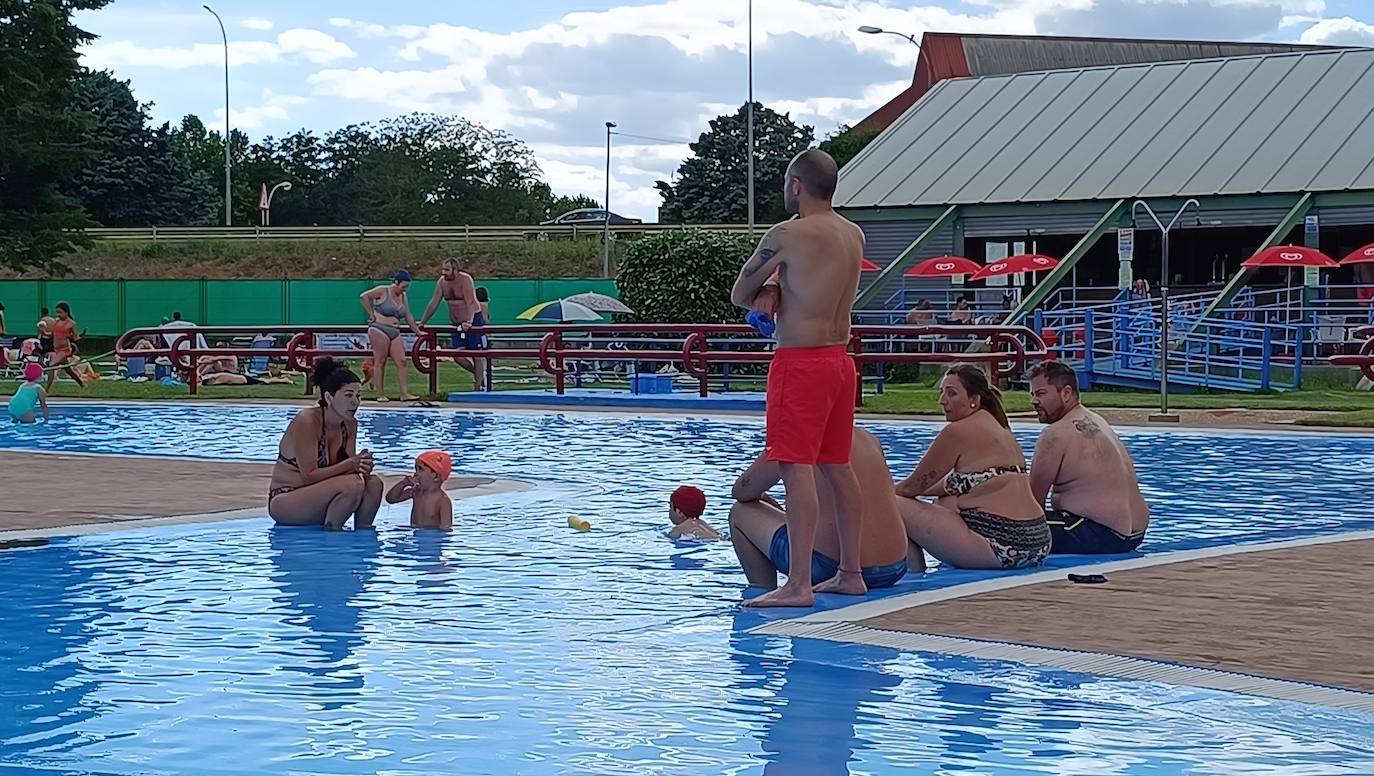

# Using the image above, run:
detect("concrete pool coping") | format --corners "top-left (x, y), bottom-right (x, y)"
top-left (753, 529), bottom-right (1374, 713)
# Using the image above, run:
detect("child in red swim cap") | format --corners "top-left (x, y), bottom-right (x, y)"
top-left (668, 485), bottom-right (720, 541)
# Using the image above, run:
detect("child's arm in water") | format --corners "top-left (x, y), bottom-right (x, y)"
top-left (38, 387), bottom-right (49, 421)
top-left (436, 496), bottom-right (453, 530)
top-left (385, 475), bottom-right (416, 504)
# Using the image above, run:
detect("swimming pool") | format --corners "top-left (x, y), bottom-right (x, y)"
top-left (3, 404), bottom-right (1373, 775)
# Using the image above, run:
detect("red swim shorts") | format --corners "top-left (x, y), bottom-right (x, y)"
top-left (764, 345), bottom-right (856, 464)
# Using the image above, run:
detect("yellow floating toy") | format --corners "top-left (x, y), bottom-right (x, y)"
top-left (567, 516), bottom-right (592, 532)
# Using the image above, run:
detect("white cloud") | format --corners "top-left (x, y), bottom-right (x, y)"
top-left (240, 18), bottom-right (273, 31)
top-left (81, 28), bottom-right (355, 69)
top-left (214, 88), bottom-right (309, 130)
top-left (1299, 16), bottom-right (1374, 45)
top-left (328, 17), bottom-right (427, 39)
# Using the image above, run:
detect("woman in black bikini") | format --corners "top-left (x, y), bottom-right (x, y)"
top-left (894, 364), bottom-right (1050, 570)
top-left (268, 358), bottom-right (383, 530)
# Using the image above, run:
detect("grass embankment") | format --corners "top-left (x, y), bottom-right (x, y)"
top-left (2, 239), bottom-right (616, 279)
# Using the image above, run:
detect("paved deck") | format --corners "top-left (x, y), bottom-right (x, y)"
top-left (0, 451), bottom-right (513, 539)
top-left (865, 538), bottom-right (1374, 693)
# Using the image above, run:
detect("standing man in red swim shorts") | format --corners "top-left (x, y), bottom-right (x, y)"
top-left (729, 148), bottom-right (865, 608)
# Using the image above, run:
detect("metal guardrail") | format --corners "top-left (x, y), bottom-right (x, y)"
top-left (82, 223), bottom-right (768, 243)
top-left (115, 323), bottom-right (1048, 401)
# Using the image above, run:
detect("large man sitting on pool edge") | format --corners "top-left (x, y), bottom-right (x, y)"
top-left (729, 427), bottom-right (911, 592)
top-left (1027, 361), bottom-right (1150, 553)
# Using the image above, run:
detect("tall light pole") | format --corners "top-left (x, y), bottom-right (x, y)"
top-left (858, 25), bottom-right (934, 78)
top-left (603, 121), bottom-right (616, 278)
top-left (204, 5), bottom-right (231, 227)
top-left (746, 0), bottom-right (755, 239)
top-left (264, 181), bottom-right (292, 226)
top-left (1132, 198), bottom-right (1201, 423)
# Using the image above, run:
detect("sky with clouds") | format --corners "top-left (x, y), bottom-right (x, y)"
top-left (77, 0), bottom-right (1374, 222)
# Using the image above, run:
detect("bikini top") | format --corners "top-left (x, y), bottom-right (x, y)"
top-left (373, 293), bottom-right (408, 321)
top-left (278, 412), bottom-right (350, 471)
top-left (943, 465), bottom-right (1027, 496)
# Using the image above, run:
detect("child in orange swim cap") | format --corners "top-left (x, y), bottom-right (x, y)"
top-left (668, 485), bottom-right (720, 541)
top-left (385, 450), bottom-right (454, 529)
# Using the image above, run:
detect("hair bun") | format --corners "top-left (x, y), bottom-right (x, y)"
top-left (312, 356), bottom-right (340, 385)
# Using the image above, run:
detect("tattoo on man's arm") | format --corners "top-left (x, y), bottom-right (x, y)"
top-left (1073, 418), bottom-right (1101, 437)
top-left (741, 246), bottom-right (777, 278)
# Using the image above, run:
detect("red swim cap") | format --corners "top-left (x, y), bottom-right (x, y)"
top-left (670, 485), bottom-right (706, 519)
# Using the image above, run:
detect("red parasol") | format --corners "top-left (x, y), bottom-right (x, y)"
top-left (860, 257), bottom-right (881, 272)
top-left (1241, 245), bottom-right (1337, 268)
top-left (1340, 243), bottom-right (1374, 266)
top-left (904, 255), bottom-right (983, 277)
top-left (969, 253), bottom-right (1060, 281)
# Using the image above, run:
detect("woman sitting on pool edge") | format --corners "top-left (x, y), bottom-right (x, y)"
top-left (268, 357), bottom-right (383, 530)
top-left (896, 364), bottom-right (1050, 571)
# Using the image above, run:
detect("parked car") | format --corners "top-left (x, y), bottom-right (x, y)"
top-left (540, 208), bottom-right (642, 226)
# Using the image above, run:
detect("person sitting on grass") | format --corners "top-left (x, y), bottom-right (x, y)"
top-left (386, 450), bottom-right (454, 530)
top-left (667, 485), bottom-right (720, 541)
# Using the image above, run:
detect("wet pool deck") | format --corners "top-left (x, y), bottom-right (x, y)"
top-left (862, 538), bottom-right (1374, 694)
top-left (0, 451), bottom-right (523, 541)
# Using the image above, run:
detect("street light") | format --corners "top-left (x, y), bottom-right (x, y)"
top-left (603, 121), bottom-right (616, 278)
top-left (203, 5), bottom-right (231, 227)
top-left (1132, 198), bottom-right (1201, 423)
top-left (747, 0), bottom-right (754, 239)
top-left (858, 25), bottom-right (934, 75)
top-left (263, 181), bottom-right (291, 227)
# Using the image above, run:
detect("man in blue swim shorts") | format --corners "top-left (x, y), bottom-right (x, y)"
top-left (1028, 361), bottom-right (1150, 554)
top-left (729, 426), bottom-right (911, 592)
top-left (420, 258), bottom-right (488, 391)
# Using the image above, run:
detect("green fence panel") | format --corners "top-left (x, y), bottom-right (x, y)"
top-left (0, 281), bottom-right (44, 340)
top-left (124, 280), bottom-right (204, 331)
top-left (45, 281), bottom-right (122, 336)
top-left (288, 279), bottom-right (379, 325)
top-left (207, 280), bottom-right (286, 327)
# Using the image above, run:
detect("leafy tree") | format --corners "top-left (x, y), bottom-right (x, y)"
top-left (655, 103), bottom-right (814, 225)
top-left (818, 124), bottom-right (881, 170)
top-left (0, 0), bottom-right (111, 273)
top-left (66, 70), bottom-right (215, 226)
top-left (616, 228), bottom-right (755, 324)
top-left (168, 115), bottom-right (250, 225)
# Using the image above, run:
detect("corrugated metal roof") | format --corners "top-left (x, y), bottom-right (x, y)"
top-left (960, 35), bottom-right (1335, 76)
top-left (837, 48), bottom-right (1374, 209)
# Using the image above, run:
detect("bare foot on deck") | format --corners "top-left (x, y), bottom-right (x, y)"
top-left (742, 582), bottom-right (815, 608)
top-left (399, 394), bottom-right (420, 402)
top-left (814, 570), bottom-right (867, 596)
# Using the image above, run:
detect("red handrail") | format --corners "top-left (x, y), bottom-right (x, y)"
top-left (115, 323), bottom-right (1050, 399)
top-left (1330, 326), bottom-right (1374, 382)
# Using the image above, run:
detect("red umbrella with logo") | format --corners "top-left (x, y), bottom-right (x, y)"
top-left (1241, 245), bottom-right (1337, 319)
top-left (1340, 243), bottom-right (1374, 265)
top-left (861, 257), bottom-right (881, 272)
top-left (904, 255), bottom-right (983, 278)
top-left (1240, 245), bottom-right (1337, 268)
top-left (969, 253), bottom-right (1060, 281)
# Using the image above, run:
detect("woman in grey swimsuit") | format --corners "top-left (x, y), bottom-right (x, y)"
top-left (268, 358), bottom-right (383, 530)
top-left (893, 364), bottom-right (1050, 570)
top-left (360, 270), bottom-right (424, 401)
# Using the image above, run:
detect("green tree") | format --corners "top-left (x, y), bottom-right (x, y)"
top-left (818, 123), bottom-right (880, 170)
top-left (168, 115), bottom-right (250, 225)
top-left (66, 70), bottom-right (215, 226)
top-left (655, 103), bottom-right (814, 225)
top-left (0, 0), bottom-right (111, 272)
top-left (616, 228), bottom-right (755, 324)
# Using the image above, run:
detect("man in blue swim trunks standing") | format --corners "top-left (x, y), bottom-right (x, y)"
top-left (420, 258), bottom-right (487, 391)
top-left (1028, 361), bottom-right (1150, 554)
top-left (729, 426), bottom-right (911, 592)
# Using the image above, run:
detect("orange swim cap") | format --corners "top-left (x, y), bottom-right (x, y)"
top-left (417, 450), bottom-right (452, 482)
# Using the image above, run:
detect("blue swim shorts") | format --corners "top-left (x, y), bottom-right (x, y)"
top-left (768, 525), bottom-right (908, 589)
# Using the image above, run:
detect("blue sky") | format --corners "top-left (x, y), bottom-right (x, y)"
top-left (77, 0), bottom-right (1374, 221)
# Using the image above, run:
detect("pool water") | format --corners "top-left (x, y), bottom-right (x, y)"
top-left (2, 404), bottom-right (1373, 775)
